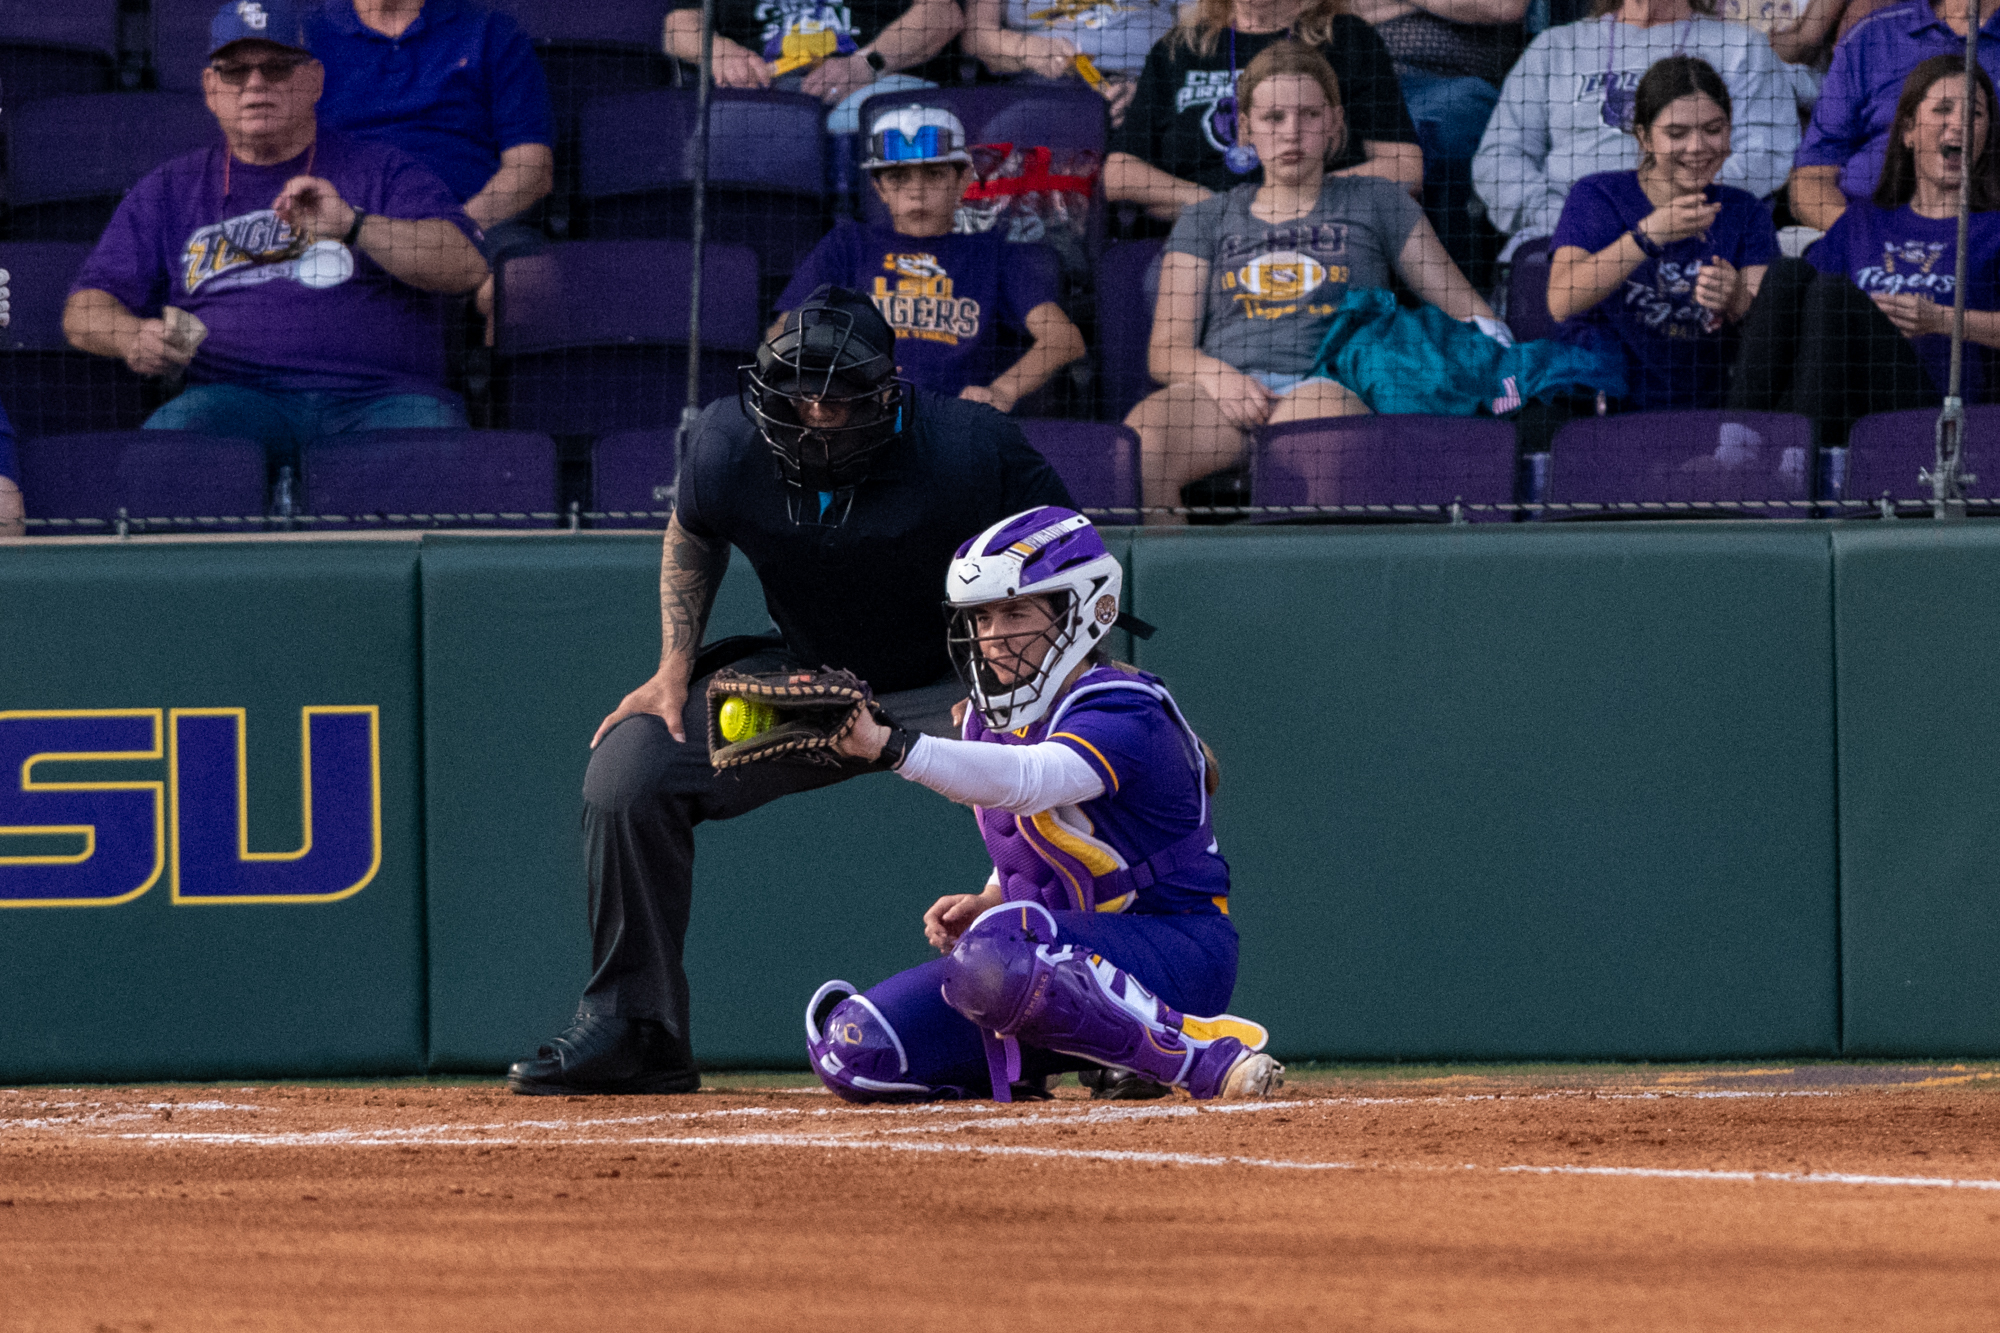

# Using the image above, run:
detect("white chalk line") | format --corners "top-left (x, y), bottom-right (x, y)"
top-left (81, 1126), bottom-right (2000, 1194)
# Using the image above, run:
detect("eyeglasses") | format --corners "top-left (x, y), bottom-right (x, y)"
top-left (210, 58), bottom-right (307, 87)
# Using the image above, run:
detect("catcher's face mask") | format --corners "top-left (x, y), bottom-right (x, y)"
top-left (962, 595), bottom-right (1066, 691)
top-left (741, 291), bottom-right (907, 524)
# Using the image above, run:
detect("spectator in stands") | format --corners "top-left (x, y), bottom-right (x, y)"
top-left (960, 0), bottom-right (1181, 126)
top-left (305, 1), bottom-right (555, 267)
top-left (1347, 0), bottom-right (1526, 280)
top-left (62, 0), bottom-right (488, 452)
top-left (1751, 0), bottom-right (1895, 67)
top-left (1789, 0), bottom-right (2000, 230)
top-left (1105, 0), bottom-right (1424, 223)
top-left (778, 106), bottom-right (1087, 411)
top-left (1734, 56), bottom-right (2000, 438)
top-left (1473, 0), bottom-right (1796, 254)
top-left (1546, 55), bottom-right (1778, 409)
top-left (1125, 42), bottom-right (1495, 521)
top-left (0, 401), bottom-right (18, 539)
top-left (663, 0), bottom-right (961, 132)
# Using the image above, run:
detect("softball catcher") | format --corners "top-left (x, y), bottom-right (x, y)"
top-left (806, 506), bottom-right (1284, 1102)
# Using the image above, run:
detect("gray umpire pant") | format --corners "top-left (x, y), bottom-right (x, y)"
top-left (576, 644), bottom-right (964, 1067)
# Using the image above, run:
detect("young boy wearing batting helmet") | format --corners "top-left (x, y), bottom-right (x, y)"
top-left (817, 505), bottom-right (1283, 1102)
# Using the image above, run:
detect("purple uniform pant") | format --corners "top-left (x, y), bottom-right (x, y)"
top-left (846, 910), bottom-right (1238, 1096)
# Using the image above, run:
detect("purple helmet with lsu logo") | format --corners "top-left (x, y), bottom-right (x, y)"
top-left (946, 507), bottom-right (1122, 731)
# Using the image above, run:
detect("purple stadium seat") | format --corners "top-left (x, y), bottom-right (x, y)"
top-left (19, 431), bottom-right (265, 530)
top-left (300, 429), bottom-right (559, 528)
top-left (1843, 405), bottom-right (2000, 514)
top-left (1505, 238), bottom-right (1558, 346)
top-left (494, 239), bottom-right (761, 437)
top-left (0, 241), bottom-right (152, 438)
top-left (1546, 411), bottom-right (1815, 516)
top-left (1097, 238), bottom-right (1163, 423)
top-left (150, 0), bottom-right (220, 93)
top-left (7, 93), bottom-right (215, 240)
top-left (578, 88), bottom-right (829, 299)
top-left (1017, 419), bottom-right (1140, 515)
top-left (485, 0), bottom-right (674, 46)
top-left (0, 3), bottom-right (116, 104)
top-left (591, 427), bottom-right (677, 528)
top-left (1250, 416), bottom-right (1518, 522)
top-left (483, 0), bottom-right (680, 164)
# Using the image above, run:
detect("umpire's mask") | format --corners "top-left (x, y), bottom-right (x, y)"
top-left (740, 285), bottom-right (907, 524)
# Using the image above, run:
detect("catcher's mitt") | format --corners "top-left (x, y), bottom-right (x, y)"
top-left (706, 667), bottom-right (874, 770)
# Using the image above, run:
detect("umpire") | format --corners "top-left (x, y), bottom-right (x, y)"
top-left (508, 285), bottom-right (1072, 1095)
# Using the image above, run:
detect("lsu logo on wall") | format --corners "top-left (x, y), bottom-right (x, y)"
top-left (0, 707), bottom-right (382, 908)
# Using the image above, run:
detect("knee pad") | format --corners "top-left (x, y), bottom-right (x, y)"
top-left (804, 980), bottom-right (944, 1104)
top-left (938, 901), bottom-right (1064, 1033)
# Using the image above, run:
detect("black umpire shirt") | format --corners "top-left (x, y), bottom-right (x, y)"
top-left (674, 391), bottom-right (1073, 694)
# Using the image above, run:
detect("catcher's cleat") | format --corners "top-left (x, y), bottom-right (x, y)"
top-left (1219, 1051), bottom-right (1286, 1100)
top-left (507, 1013), bottom-right (700, 1096)
top-left (1078, 1067), bottom-right (1171, 1100)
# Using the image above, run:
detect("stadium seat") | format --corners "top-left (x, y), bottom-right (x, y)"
top-left (1545, 410), bottom-right (1816, 517)
top-left (1250, 416), bottom-right (1519, 522)
top-left (493, 239), bottom-right (761, 437)
top-left (0, 241), bottom-right (153, 439)
top-left (1504, 238), bottom-right (1558, 346)
top-left (590, 427), bottom-right (677, 528)
top-left (578, 88), bottom-right (829, 307)
top-left (1097, 238), bottom-right (1163, 423)
top-left (1843, 405), bottom-right (2000, 516)
top-left (0, 5), bottom-right (118, 106)
top-left (6, 93), bottom-right (214, 241)
top-left (18, 430), bottom-right (265, 531)
top-left (300, 428), bottom-right (559, 528)
top-left (1017, 419), bottom-right (1140, 515)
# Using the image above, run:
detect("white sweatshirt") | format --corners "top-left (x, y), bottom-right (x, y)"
top-left (1472, 16), bottom-right (1801, 244)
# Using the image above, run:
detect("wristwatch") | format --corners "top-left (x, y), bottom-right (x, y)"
top-left (1629, 225), bottom-right (1663, 259)
top-left (863, 49), bottom-right (886, 72)
top-left (342, 210), bottom-right (368, 249)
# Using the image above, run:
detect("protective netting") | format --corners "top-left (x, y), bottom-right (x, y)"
top-left (7, 0), bottom-right (1998, 536)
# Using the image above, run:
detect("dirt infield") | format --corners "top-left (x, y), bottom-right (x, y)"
top-left (6, 1064), bottom-right (2000, 1332)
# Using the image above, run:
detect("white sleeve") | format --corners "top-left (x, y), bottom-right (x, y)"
top-left (896, 734), bottom-right (1106, 813)
top-left (1473, 35), bottom-right (1564, 239)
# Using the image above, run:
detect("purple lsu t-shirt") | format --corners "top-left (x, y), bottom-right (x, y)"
top-left (70, 132), bottom-right (480, 400)
top-left (778, 221), bottom-right (1059, 397)
top-left (1810, 203), bottom-right (2000, 399)
top-left (1552, 171), bottom-right (1779, 411)
top-left (965, 665), bottom-right (1229, 917)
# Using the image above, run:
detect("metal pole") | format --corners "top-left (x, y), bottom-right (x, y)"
top-left (1928, 0), bottom-right (1982, 519)
top-left (673, 0), bottom-right (717, 493)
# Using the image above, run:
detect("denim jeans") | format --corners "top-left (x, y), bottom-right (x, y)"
top-left (1400, 68), bottom-right (1502, 283)
top-left (146, 384), bottom-right (466, 454)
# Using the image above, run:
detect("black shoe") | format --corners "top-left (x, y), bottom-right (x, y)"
top-left (507, 1013), bottom-right (700, 1096)
top-left (1078, 1067), bottom-right (1171, 1100)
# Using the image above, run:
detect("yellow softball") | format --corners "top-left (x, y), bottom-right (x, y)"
top-left (719, 696), bottom-right (778, 743)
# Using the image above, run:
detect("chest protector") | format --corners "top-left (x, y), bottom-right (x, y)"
top-left (964, 666), bottom-right (1219, 916)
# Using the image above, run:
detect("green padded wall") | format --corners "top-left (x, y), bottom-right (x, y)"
top-left (420, 533), bottom-right (1002, 1070)
top-left (1129, 525), bottom-right (1839, 1060)
top-left (1835, 525), bottom-right (2000, 1055)
top-left (0, 540), bottom-right (424, 1081)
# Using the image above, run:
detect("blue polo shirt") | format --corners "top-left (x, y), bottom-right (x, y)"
top-left (306, 0), bottom-right (553, 204)
top-left (1797, 0), bottom-right (2000, 202)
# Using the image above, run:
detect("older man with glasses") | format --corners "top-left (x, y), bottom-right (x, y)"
top-left (62, 0), bottom-right (489, 460)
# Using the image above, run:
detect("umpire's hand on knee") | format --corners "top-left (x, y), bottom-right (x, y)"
top-left (592, 665), bottom-right (691, 748)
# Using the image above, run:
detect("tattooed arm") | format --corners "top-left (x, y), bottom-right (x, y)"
top-left (590, 512), bottom-right (731, 747)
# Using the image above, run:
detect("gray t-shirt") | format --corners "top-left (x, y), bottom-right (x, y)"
top-left (1164, 175), bottom-right (1424, 376)
top-left (1000, 0), bottom-right (1181, 78)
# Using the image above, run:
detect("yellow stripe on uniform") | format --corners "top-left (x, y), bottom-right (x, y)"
top-left (1051, 732), bottom-right (1119, 792)
top-left (1028, 811), bottom-right (1121, 877)
top-left (1212, 896), bottom-right (1230, 915)
top-left (1180, 1014), bottom-right (1268, 1051)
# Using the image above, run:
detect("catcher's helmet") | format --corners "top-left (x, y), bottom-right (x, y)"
top-left (945, 506), bottom-right (1122, 731)
top-left (740, 285), bottom-right (907, 521)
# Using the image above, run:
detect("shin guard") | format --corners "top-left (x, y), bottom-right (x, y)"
top-left (939, 903), bottom-right (1264, 1100)
top-left (804, 980), bottom-right (950, 1104)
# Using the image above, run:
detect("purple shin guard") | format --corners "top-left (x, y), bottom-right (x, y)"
top-left (805, 980), bottom-right (942, 1104)
top-left (940, 903), bottom-right (1248, 1100)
